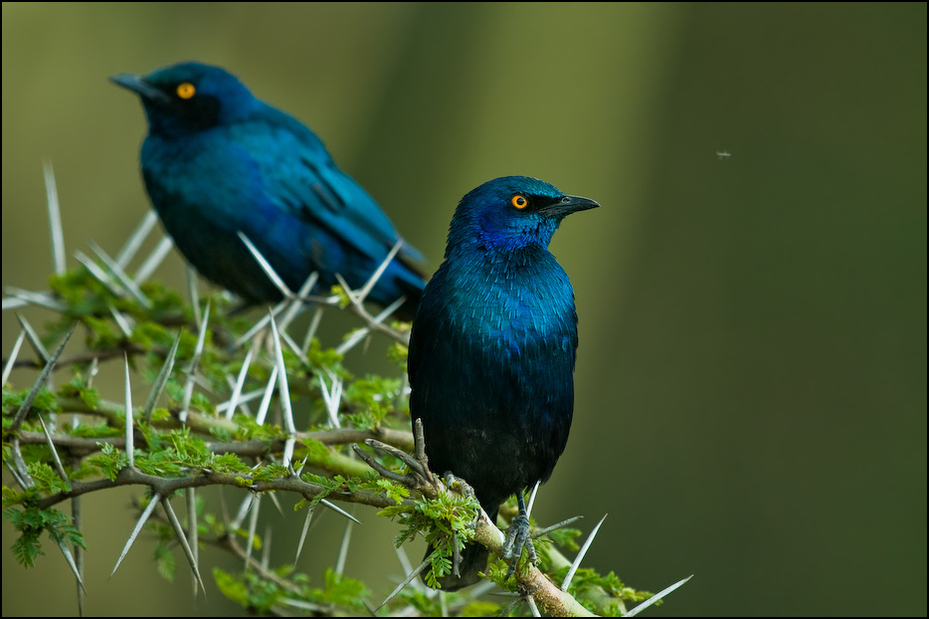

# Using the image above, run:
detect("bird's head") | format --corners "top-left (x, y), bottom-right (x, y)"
top-left (446, 176), bottom-right (599, 256)
top-left (110, 62), bottom-right (259, 138)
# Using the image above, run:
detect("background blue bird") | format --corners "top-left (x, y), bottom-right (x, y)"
top-left (408, 176), bottom-right (599, 590)
top-left (110, 61), bottom-right (426, 319)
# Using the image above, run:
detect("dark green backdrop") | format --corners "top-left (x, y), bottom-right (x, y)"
top-left (2, 3), bottom-right (925, 616)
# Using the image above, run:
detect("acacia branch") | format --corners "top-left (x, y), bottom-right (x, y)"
top-left (34, 466), bottom-right (397, 511)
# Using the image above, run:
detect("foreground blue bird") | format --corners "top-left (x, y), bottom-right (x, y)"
top-left (408, 176), bottom-right (598, 589)
top-left (111, 62), bottom-right (425, 319)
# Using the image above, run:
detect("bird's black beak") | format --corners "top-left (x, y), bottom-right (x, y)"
top-left (109, 73), bottom-right (172, 105)
top-left (541, 195), bottom-right (600, 218)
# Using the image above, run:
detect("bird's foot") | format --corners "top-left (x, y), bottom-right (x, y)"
top-left (352, 418), bottom-right (441, 496)
top-left (502, 495), bottom-right (538, 581)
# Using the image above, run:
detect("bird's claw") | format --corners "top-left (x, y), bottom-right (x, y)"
top-left (502, 505), bottom-right (538, 581)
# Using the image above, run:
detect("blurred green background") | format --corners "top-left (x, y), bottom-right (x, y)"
top-left (2, 3), bottom-right (925, 616)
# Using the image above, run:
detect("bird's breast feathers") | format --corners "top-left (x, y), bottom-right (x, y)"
top-left (431, 257), bottom-right (577, 350)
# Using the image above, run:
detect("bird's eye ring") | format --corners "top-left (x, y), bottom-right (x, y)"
top-left (511, 195), bottom-right (528, 209)
top-left (176, 83), bottom-right (196, 100)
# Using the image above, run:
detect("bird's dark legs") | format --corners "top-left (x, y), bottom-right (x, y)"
top-left (502, 491), bottom-right (537, 580)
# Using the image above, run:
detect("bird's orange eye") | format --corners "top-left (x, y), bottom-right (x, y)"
top-left (511, 195), bottom-right (528, 209)
top-left (176, 83), bottom-right (196, 99)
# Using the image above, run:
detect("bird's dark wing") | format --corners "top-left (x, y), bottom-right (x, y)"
top-left (243, 104), bottom-right (424, 268)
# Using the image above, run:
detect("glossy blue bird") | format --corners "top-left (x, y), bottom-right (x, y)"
top-left (111, 62), bottom-right (425, 319)
top-left (408, 176), bottom-right (598, 589)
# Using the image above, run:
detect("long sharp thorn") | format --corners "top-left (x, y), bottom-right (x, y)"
top-left (196, 306), bottom-right (216, 354)
top-left (2, 330), bottom-right (26, 385)
top-left (38, 415), bottom-right (68, 481)
top-left (11, 322), bottom-right (76, 430)
top-left (116, 211), bottom-right (158, 268)
top-left (180, 300), bottom-right (210, 423)
top-left (335, 515), bottom-right (354, 577)
top-left (269, 315), bottom-right (296, 434)
top-left (217, 387), bottom-right (262, 416)
top-left (186, 488), bottom-right (199, 598)
top-left (232, 300), bottom-right (287, 350)
top-left (16, 313), bottom-right (50, 363)
top-left (282, 438), bottom-right (295, 472)
top-left (334, 272), bottom-right (362, 309)
top-left (623, 575), bottom-right (694, 617)
top-left (333, 283), bottom-right (406, 354)
top-left (533, 515), bottom-right (583, 539)
top-left (302, 305), bottom-right (325, 352)
top-left (124, 353), bottom-right (134, 467)
top-left (161, 497), bottom-right (207, 596)
top-left (43, 160), bottom-right (66, 276)
top-left (72, 494), bottom-right (85, 612)
top-left (320, 498), bottom-right (361, 525)
top-left (526, 480), bottom-right (541, 518)
top-left (54, 535), bottom-right (86, 593)
top-left (280, 271), bottom-right (317, 329)
top-left (75, 250), bottom-right (125, 297)
top-left (1, 296), bottom-right (28, 311)
top-left (143, 331), bottom-right (182, 422)
top-left (245, 494), bottom-right (261, 569)
top-left (133, 235), bottom-right (173, 284)
top-left (231, 493), bottom-right (254, 531)
top-left (561, 513), bottom-right (608, 591)
top-left (375, 557), bottom-right (431, 613)
top-left (4, 287), bottom-right (67, 312)
top-left (187, 265), bottom-right (201, 326)
top-left (110, 493), bottom-right (161, 579)
top-left (527, 594), bottom-right (542, 617)
top-left (89, 241), bottom-right (151, 307)
top-left (254, 365), bottom-right (278, 426)
top-left (267, 488), bottom-right (285, 517)
top-left (238, 231), bottom-right (293, 298)
top-left (261, 525), bottom-right (272, 570)
top-left (393, 545), bottom-right (415, 584)
top-left (108, 304), bottom-right (133, 337)
top-left (357, 239), bottom-right (404, 303)
top-left (293, 506), bottom-right (317, 567)
top-left (225, 344), bottom-right (254, 420)
top-left (278, 327), bottom-right (310, 368)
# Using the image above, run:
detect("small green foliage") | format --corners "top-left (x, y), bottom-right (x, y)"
top-left (397, 586), bottom-right (444, 615)
top-left (26, 462), bottom-right (70, 494)
top-left (318, 568), bottom-right (369, 611)
top-left (214, 566), bottom-right (369, 614)
top-left (154, 535), bottom-right (177, 582)
top-left (3, 387), bottom-right (60, 420)
top-left (554, 566), bottom-right (655, 616)
top-left (62, 375), bottom-right (100, 410)
top-left (69, 422), bottom-right (122, 439)
top-left (460, 600), bottom-right (504, 616)
top-left (372, 477), bottom-right (410, 504)
top-left (330, 284), bottom-right (351, 309)
top-left (386, 341), bottom-right (409, 366)
top-left (2, 264), bottom-right (653, 616)
top-left (547, 525), bottom-right (582, 553)
top-left (214, 568), bottom-right (282, 612)
top-left (2, 503), bottom-right (85, 568)
top-left (88, 443), bottom-right (128, 480)
top-left (383, 487), bottom-right (483, 588)
top-left (343, 375), bottom-right (401, 428)
top-left (305, 337), bottom-right (344, 373)
top-left (296, 436), bottom-right (330, 463)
